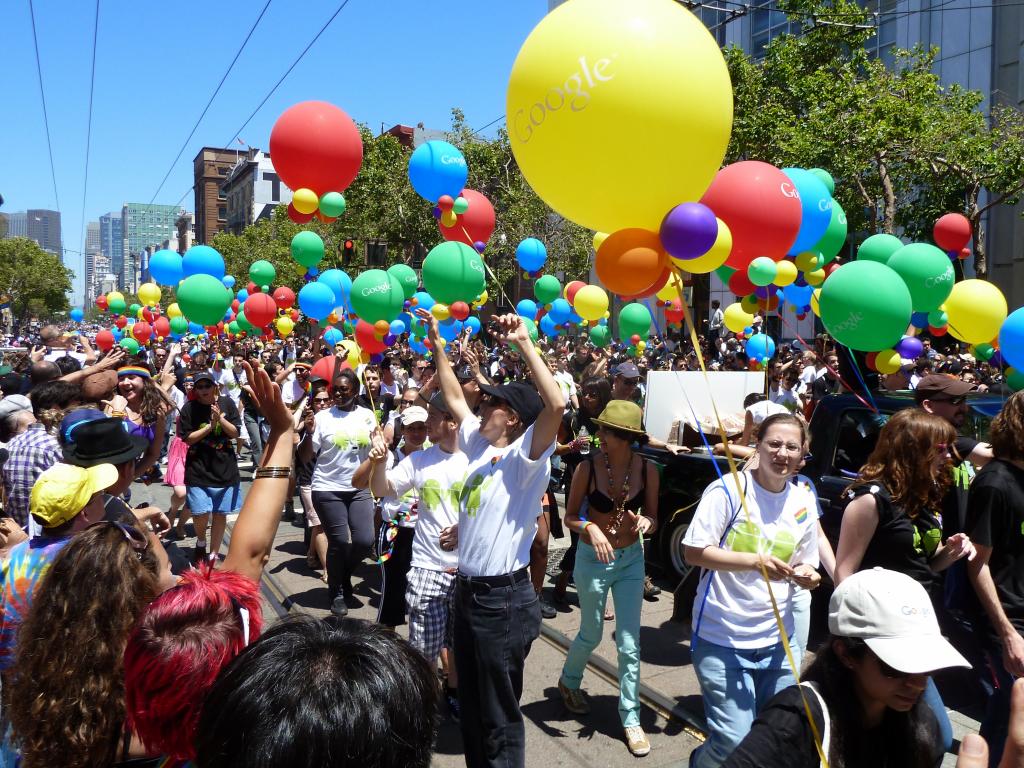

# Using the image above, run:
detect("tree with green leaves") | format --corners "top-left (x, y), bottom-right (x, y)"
top-left (0, 237), bottom-right (72, 319)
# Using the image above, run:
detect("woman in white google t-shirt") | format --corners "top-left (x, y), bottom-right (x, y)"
top-left (683, 412), bottom-right (821, 768)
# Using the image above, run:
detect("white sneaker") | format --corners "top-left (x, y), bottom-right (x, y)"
top-left (624, 725), bottom-right (650, 757)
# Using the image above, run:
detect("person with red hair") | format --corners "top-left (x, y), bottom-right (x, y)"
top-left (123, 362), bottom-right (295, 763)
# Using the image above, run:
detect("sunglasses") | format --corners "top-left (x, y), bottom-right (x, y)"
top-left (89, 520), bottom-right (148, 560)
top-left (932, 395), bottom-right (967, 405)
top-left (313, 396), bottom-right (331, 403)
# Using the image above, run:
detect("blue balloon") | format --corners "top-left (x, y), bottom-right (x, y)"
top-left (69, 308), bottom-right (84, 322)
top-left (188, 322), bottom-right (205, 336)
top-left (782, 283), bottom-right (814, 309)
top-left (323, 327), bottom-right (344, 347)
top-left (910, 311), bottom-right (930, 329)
top-left (438, 318), bottom-right (463, 341)
top-left (548, 298), bottom-right (572, 325)
top-left (745, 333), bottom-right (776, 362)
top-left (236, 289), bottom-right (249, 304)
top-left (516, 299), bottom-right (538, 319)
top-left (409, 336), bottom-right (429, 355)
top-left (783, 168), bottom-right (833, 255)
top-left (318, 269), bottom-right (352, 310)
top-left (1000, 307), bottom-right (1024, 370)
top-left (298, 282), bottom-right (336, 321)
top-left (182, 245), bottom-right (225, 279)
top-left (412, 291), bottom-right (435, 312)
top-left (407, 140), bottom-right (468, 203)
top-left (149, 249), bottom-right (184, 286)
top-left (515, 238), bottom-right (547, 272)
top-left (539, 315), bottom-right (559, 337)
top-left (111, 328), bottom-right (123, 341)
top-left (222, 275), bottom-right (236, 289)
top-left (465, 316), bottom-right (481, 336)
top-left (389, 318), bottom-right (407, 336)
top-left (568, 310), bottom-right (583, 325)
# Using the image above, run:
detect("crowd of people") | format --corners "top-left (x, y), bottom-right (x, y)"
top-left (0, 313), bottom-right (1019, 767)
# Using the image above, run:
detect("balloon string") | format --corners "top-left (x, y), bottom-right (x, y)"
top-left (668, 263), bottom-right (831, 768)
top-left (458, 223), bottom-right (514, 310)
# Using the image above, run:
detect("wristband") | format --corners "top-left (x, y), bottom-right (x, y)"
top-left (254, 467), bottom-right (292, 479)
top-left (581, 521), bottom-right (592, 534)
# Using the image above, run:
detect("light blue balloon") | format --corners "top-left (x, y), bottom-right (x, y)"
top-left (465, 316), bottom-right (481, 336)
top-left (515, 238), bottom-right (547, 272)
top-left (548, 298), bottom-right (572, 325)
top-left (236, 289), bottom-right (249, 304)
top-left (182, 245), bottom-right (225, 279)
top-left (438, 318), bottom-right (463, 341)
top-left (222, 275), bottom-right (236, 289)
top-left (1000, 307), bottom-right (1024, 371)
top-left (516, 299), bottom-right (538, 319)
top-left (783, 168), bottom-right (833, 255)
top-left (782, 283), bottom-right (814, 309)
top-left (407, 140), bottom-right (468, 203)
top-left (70, 308), bottom-right (84, 322)
top-left (111, 328), bottom-right (123, 341)
top-left (298, 282), bottom-right (336, 321)
top-left (318, 269), bottom-right (352, 310)
top-left (188, 322), bottom-right (205, 335)
top-left (409, 336), bottom-right (429, 355)
top-left (389, 318), bottom-right (407, 336)
top-left (539, 315), bottom-right (559, 337)
top-left (568, 309), bottom-right (583, 325)
top-left (150, 249), bottom-right (184, 286)
top-left (323, 327), bottom-right (344, 347)
top-left (745, 333), bottom-right (777, 362)
top-left (412, 292), bottom-right (435, 312)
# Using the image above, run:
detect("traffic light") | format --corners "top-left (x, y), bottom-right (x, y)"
top-left (342, 239), bottom-right (354, 265)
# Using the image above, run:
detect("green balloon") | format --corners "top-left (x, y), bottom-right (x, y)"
top-left (228, 321), bottom-right (240, 335)
top-left (886, 243), bottom-right (955, 312)
top-left (291, 231), bottom-right (325, 268)
top-left (387, 263), bottom-right (419, 300)
top-left (452, 196), bottom-right (469, 214)
top-left (169, 316), bottom-right (188, 335)
top-left (119, 338), bottom-right (140, 354)
top-left (589, 325), bottom-right (611, 348)
top-left (523, 318), bottom-right (539, 343)
top-left (618, 302), bottom-right (653, 341)
top-left (422, 242), bottom-right (485, 305)
top-left (129, 303), bottom-right (141, 317)
top-left (812, 200), bottom-right (848, 264)
top-left (714, 265), bottom-right (736, 283)
top-left (1007, 367), bottom-right (1024, 392)
top-left (928, 309), bottom-right (948, 328)
top-left (819, 261), bottom-right (911, 351)
top-left (808, 168), bottom-right (835, 196)
top-left (108, 298), bottom-right (127, 315)
top-left (351, 269), bottom-right (405, 323)
top-left (975, 342), bottom-right (995, 361)
top-left (747, 257), bottom-right (777, 287)
top-left (857, 234), bottom-right (903, 264)
top-left (249, 260), bottom-right (276, 287)
top-left (534, 274), bottom-right (561, 305)
top-left (177, 273), bottom-right (232, 327)
top-left (235, 310), bottom-right (254, 333)
top-left (319, 192), bottom-right (347, 218)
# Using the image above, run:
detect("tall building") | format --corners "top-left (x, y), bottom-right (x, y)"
top-left (193, 147), bottom-right (244, 244)
top-left (3, 212), bottom-right (27, 238)
top-left (2, 209), bottom-right (61, 256)
top-left (221, 149), bottom-right (293, 235)
top-left (121, 203), bottom-right (181, 291)
top-left (99, 212), bottom-right (123, 276)
top-left (84, 221), bottom-right (101, 303)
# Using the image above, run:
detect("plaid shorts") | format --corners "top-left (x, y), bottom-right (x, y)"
top-left (406, 566), bottom-right (456, 664)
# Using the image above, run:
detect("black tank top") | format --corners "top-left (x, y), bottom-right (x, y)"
top-left (585, 454), bottom-right (647, 516)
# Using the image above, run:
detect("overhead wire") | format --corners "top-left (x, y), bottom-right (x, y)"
top-left (27, 0), bottom-right (60, 213)
top-left (78, 0), bottom-right (100, 301)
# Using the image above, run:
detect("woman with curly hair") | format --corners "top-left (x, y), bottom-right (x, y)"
top-left (8, 519), bottom-right (176, 768)
top-left (835, 407), bottom-right (976, 755)
top-left (103, 365), bottom-right (174, 481)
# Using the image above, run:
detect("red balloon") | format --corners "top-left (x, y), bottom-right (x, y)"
top-left (141, 308), bottom-right (155, 322)
top-left (114, 316), bottom-right (127, 329)
top-left (247, 282), bottom-right (258, 294)
top-left (958, 247), bottom-right (971, 261)
top-left (564, 281), bottom-right (586, 304)
top-left (269, 101), bottom-right (363, 195)
top-left (95, 295), bottom-right (108, 311)
top-left (95, 330), bottom-right (114, 351)
top-left (272, 286), bottom-right (296, 309)
top-left (154, 317), bottom-right (170, 337)
top-left (700, 161), bottom-right (802, 270)
top-left (244, 293), bottom-right (278, 328)
top-left (231, 299), bottom-right (240, 313)
top-left (287, 202), bottom-right (315, 224)
top-left (930, 324), bottom-right (948, 337)
top-left (133, 322), bottom-right (153, 344)
top-left (311, 355), bottom-right (350, 386)
top-left (355, 319), bottom-right (387, 354)
top-left (933, 213), bottom-right (971, 252)
top-left (315, 211), bottom-right (337, 224)
top-left (728, 270), bottom-right (757, 297)
top-left (290, 309), bottom-right (300, 321)
top-left (449, 301), bottom-right (471, 321)
top-left (439, 189), bottom-right (495, 246)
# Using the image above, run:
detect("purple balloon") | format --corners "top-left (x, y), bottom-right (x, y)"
top-left (754, 286), bottom-right (771, 299)
top-left (895, 336), bottom-right (924, 359)
top-left (659, 202), bottom-right (719, 261)
top-left (990, 350), bottom-right (1004, 368)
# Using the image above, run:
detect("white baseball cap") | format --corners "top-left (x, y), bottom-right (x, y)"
top-left (401, 406), bottom-right (428, 426)
top-left (829, 568), bottom-right (969, 674)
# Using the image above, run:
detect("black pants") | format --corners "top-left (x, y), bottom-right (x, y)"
top-left (377, 523), bottom-right (414, 627)
top-left (454, 569), bottom-right (541, 768)
top-left (311, 489), bottom-right (375, 600)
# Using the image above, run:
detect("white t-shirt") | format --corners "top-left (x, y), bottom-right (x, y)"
top-left (380, 379), bottom-right (402, 398)
top-left (212, 367), bottom-right (242, 408)
top-left (456, 417), bottom-right (555, 577)
top-left (683, 471), bottom-right (819, 649)
top-left (746, 400), bottom-right (788, 426)
top-left (310, 405), bottom-right (376, 491)
top-left (387, 444), bottom-right (468, 571)
top-left (282, 373), bottom-right (306, 405)
top-left (553, 371), bottom-right (577, 405)
top-left (770, 387), bottom-right (802, 413)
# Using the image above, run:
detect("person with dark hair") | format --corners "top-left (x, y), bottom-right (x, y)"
top-left (967, 390), bottom-right (1024, 765)
top-left (683, 413), bottom-right (821, 768)
top-left (558, 400), bottom-right (660, 756)
top-left (298, 367), bottom-right (378, 617)
top-left (103, 365), bottom-right (173, 482)
top-left (193, 615), bottom-right (439, 768)
top-left (52, 354), bottom-right (81, 377)
top-left (722, 568), bottom-right (969, 768)
top-left (709, 299), bottom-right (724, 360)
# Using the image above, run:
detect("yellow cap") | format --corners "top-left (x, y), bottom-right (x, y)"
top-left (29, 463), bottom-right (118, 528)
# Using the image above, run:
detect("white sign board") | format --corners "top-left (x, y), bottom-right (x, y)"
top-left (643, 370), bottom-right (766, 443)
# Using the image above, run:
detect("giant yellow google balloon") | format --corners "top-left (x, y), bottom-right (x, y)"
top-left (506, 0), bottom-right (732, 234)
top-left (944, 279), bottom-right (1007, 344)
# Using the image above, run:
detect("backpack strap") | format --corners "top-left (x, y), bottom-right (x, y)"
top-left (799, 681), bottom-right (830, 768)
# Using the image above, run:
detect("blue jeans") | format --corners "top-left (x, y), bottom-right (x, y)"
top-left (561, 540), bottom-right (644, 727)
top-left (690, 637), bottom-right (800, 768)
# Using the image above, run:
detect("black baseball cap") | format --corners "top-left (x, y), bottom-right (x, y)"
top-left (478, 381), bottom-right (544, 427)
top-left (192, 371), bottom-right (216, 386)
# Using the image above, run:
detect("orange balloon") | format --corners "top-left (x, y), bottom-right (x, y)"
top-left (595, 229), bottom-right (667, 297)
top-left (621, 266), bottom-right (672, 301)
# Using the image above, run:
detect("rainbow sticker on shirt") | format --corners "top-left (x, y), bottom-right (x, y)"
top-left (794, 507), bottom-right (808, 524)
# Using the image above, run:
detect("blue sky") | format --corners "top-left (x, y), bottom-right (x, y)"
top-left (2, 0), bottom-right (548, 304)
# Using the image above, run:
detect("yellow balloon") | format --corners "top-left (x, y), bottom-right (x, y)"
top-left (573, 284), bottom-right (609, 321)
top-left (593, 232), bottom-right (609, 251)
top-left (107, 291), bottom-right (125, 305)
top-left (275, 316), bottom-right (294, 337)
top-left (506, 0), bottom-right (732, 233)
top-left (137, 282), bottom-right (161, 307)
top-left (474, 290), bottom-right (488, 307)
top-left (440, 210), bottom-right (457, 228)
top-left (740, 294), bottom-right (759, 314)
top-left (338, 339), bottom-right (361, 368)
top-left (432, 303), bottom-right (450, 321)
top-left (723, 302), bottom-right (753, 334)
top-left (136, 307), bottom-right (146, 320)
top-left (676, 218), bottom-right (731, 274)
top-left (795, 251), bottom-right (823, 272)
top-left (774, 260), bottom-right (798, 287)
top-left (875, 349), bottom-right (902, 375)
top-left (167, 302), bottom-right (182, 318)
top-left (944, 279), bottom-right (1008, 344)
top-left (293, 187), bottom-right (319, 215)
top-left (811, 289), bottom-right (821, 317)
top-left (805, 268), bottom-right (826, 286)
top-left (655, 272), bottom-right (685, 302)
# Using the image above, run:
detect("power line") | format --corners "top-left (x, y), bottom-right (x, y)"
top-left (78, 0), bottom-right (100, 299)
top-left (224, 0), bottom-right (354, 147)
top-left (27, 0), bottom-right (60, 213)
top-left (471, 115), bottom-right (505, 137)
top-left (147, 0), bottom-right (273, 206)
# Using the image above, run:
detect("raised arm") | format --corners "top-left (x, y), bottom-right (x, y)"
top-left (222, 362), bottom-right (296, 583)
top-left (415, 308), bottom-right (473, 425)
